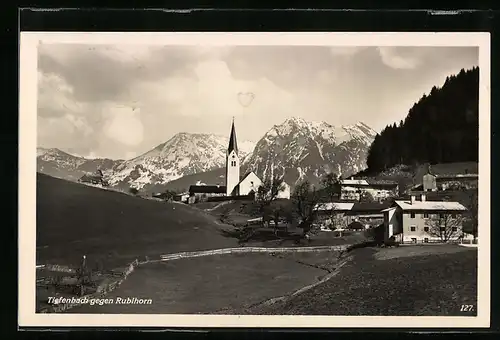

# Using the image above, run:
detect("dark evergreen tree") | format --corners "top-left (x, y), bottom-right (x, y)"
top-left (366, 66), bottom-right (479, 172)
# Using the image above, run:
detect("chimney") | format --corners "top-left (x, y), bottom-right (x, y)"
top-left (410, 195), bottom-right (416, 204)
top-left (351, 176), bottom-right (354, 180)
top-left (421, 193), bottom-right (426, 202)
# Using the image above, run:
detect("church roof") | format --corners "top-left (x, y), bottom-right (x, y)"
top-left (189, 185), bottom-right (227, 194)
top-left (227, 120), bottom-right (238, 155)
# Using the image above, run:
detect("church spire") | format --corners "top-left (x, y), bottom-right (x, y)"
top-left (228, 117), bottom-right (238, 155)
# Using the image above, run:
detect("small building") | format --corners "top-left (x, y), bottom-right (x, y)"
top-left (410, 165), bottom-right (478, 192)
top-left (347, 201), bottom-right (391, 228)
top-left (173, 192), bottom-right (190, 203)
top-left (382, 193), bottom-right (470, 244)
top-left (314, 202), bottom-right (355, 227)
top-left (347, 220), bottom-right (365, 231)
top-left (188, 185), bottom-right (227, 203)
top-left (277, 182), bottom-right (291, 199)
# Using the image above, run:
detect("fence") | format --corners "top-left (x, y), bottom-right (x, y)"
top-left (38, 259), bottom-right (140, 314)
top-left (160, 245), bottom-right (350, 261)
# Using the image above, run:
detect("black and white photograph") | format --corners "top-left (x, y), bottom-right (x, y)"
top-left (19, 32), bottom-right (490, 328)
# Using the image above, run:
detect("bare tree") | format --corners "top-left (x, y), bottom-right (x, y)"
top-left (292, 180), bottom-right (322, 238)
top-left (424, 213), bottom-right (466, 242)
top-left (256, 175), bottom-right (284, 232)
top-left (359, 190), bottom-right (375, 202)
top-left (321, 172), bottom-right (341, 201)
top-left (318, 173), bottom-right (342, 226)
top-left (464, 190), bottom-right (478, 241)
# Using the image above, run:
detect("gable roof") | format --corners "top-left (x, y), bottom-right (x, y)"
top-left (227, 120), bottom-right (238, 155)
top-left (237, 171), bottom-right (261, 187)
top-left (348, 221), bottom-right (365, 229)
top-left (394, 200), bottom-right (467, 211)
top-left (351, 201), bottom-right (392, 212)
top-left (189, 185), bottom-right (226, 194)
top-left (341, 179), bottom-right (369, 186)
top-left (341, 178), bottom-right (397, 187)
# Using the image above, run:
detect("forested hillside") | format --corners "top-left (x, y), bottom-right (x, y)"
top-left (366, 67), bottom-right (479, 173)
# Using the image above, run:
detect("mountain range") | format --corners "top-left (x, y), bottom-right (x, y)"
top-left (37, 148), bottom-right (123, 182)
top-left (37, 117), bottom-right (377, 193)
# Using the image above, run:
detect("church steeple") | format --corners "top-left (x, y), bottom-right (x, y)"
top-left (227, 117), bottom-right (238, 155)
top-left (225, 117), bottom-right (240, 196)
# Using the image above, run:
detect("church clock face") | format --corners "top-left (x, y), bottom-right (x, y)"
top-left (232, 155), bottom-right (235, 159)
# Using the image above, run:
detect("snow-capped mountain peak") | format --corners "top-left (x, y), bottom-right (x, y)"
top-left (242, 118), bottom-right (376, 186)
top-left (107, 132), bottom-right (256, 190)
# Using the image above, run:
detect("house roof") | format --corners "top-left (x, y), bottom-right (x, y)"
top-left (394, 200), bottom-right (467, 211)
top-left (227, 120), bottom-right (238, 155)
top-left (351, 201), bottom-right (392, 212)
top-left (189, 185), bottom-right (227, 194)
top-left (341, 178), bottom-right (397, 187)
top-left (436, 174), bottom-right (479, 181)
top-left (341, 179), bottom-right (369, 186)
top-left (365, 179), bottom-right (398, 187)
top-left (348, 221), bottom-right (365, 229)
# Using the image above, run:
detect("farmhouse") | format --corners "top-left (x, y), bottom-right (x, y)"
top-left (347, 201), bottom-right (391, 228)
top-left (188, 119), bottom-right (290, 203)
top-left (411, 165), bottom-right (478, 192)
top-left (188, 185), bottom-right (227, 202)
top-left (340, 178), bottom-right (398, 201)
top-left (315, 201), bottom-right (391, 229)
top-left (382, 193), bottom-right (471, 244)
top-left (315, 202), bottom-right (355, 227)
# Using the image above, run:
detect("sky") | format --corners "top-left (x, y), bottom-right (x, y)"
top-left (37, 44), bottom-right (478, 160)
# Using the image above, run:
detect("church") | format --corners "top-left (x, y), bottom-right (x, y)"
top-left (188, 119), bottom-right (290, 202)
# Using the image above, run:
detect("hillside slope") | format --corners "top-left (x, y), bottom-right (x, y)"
top-left (36, 174), bottom-right (237, 269)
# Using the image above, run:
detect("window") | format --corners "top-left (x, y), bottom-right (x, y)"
top-left (231, 161), bottom-right (236, 166)
top-left (411, 238), bottom-right (417, 244)
top-left (423, 213), bottom-right (429, 218)
top-left (452, 227), bottom-right (458, 232)
top-left (439, 213), bottom-right (444, 219)
top-left (410, 213), bottom-right (415, 219)
top-left (410, 226), bottom-right (416, 232)
top-left (424, 226), bottom-right (429, 232)
top-left (440, 227), bottom-right (446, 232)
top-left (424, 238), bottom-right (429, 243)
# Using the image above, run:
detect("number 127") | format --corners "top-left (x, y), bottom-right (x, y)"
top-left (461, 305), bottom-right (474, 312)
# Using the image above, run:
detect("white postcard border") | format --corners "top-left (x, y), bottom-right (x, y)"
top-left (19, 32), bottom-right (491, 328)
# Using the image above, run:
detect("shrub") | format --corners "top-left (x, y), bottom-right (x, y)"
top-left (129, 187), bottom-right (139, 195)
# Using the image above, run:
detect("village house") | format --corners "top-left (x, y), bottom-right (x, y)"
top-left (188, 185), bottom-right (227, 203)
top-left (314, 201), bottom-right (390, 229)
top-left (173, 192), bottom-right (190, 203)
top-left (314, 202), bottom-right (355, 228)
top-left (381, 193), bottom-right (471, 244)
top-left (347, 201), bottom-right (392, 229)
top-left (340, 178), bottom-right (398, 201)
top-left (411, 165), bottom-right (478, 192)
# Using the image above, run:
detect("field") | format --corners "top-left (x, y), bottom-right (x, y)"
top-left (36, 173), bottom-right (238, 270)
top-left (37, 174), bottom-right (478, 317)
top-left (244, 245), bottom-right (477, 316)
top-left (67, 252), bottom-right (331, 314)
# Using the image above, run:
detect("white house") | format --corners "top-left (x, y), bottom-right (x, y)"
top-left (382, 193), bottom-right (472, 244)
top-left (277, 182), bottom-right (291, 199)
top-left (340, 178), bottom-right (398, 201)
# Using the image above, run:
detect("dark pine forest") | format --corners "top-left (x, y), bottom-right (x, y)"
top-left (365, 66), bottom-right (479, 173)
